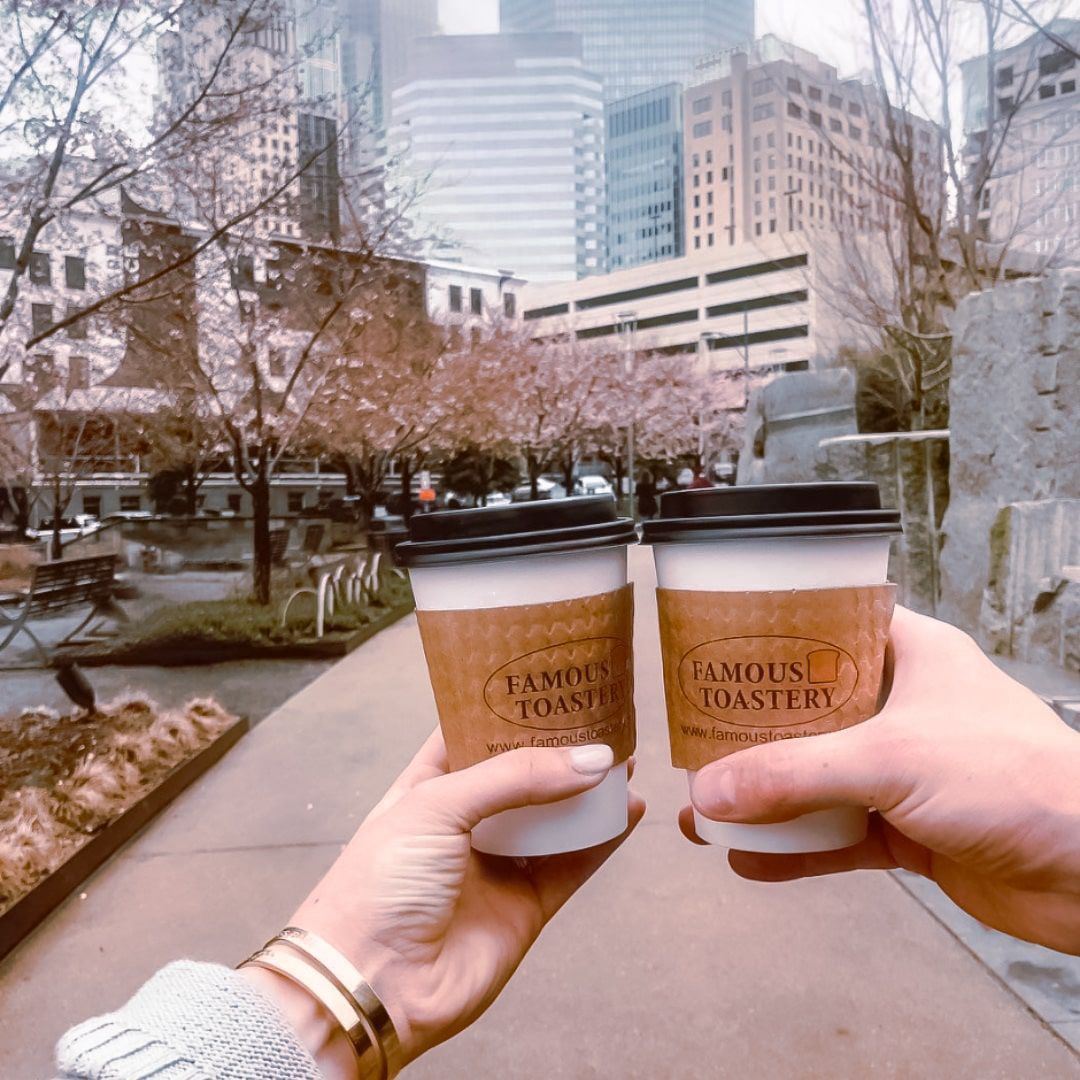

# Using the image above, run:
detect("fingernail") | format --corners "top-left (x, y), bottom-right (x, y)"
top-left (568, 744), bottom-right (615, 774)
top-left (694, 768), bottom-right (736, 817)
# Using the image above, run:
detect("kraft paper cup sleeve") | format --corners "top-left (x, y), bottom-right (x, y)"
top-left (657, 584), bottom-right (896, 771)
top-left (416, 584), bottom-right (636, 772)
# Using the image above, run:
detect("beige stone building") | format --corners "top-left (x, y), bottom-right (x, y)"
top-left (680, 36), bottom-right (941, 253)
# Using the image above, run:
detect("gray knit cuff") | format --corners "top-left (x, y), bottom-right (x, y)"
top-left (55, 959), bottom-right (323, 1079)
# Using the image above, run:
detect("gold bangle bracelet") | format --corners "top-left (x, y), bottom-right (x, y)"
top-left (277, 926), bottom-right (403, 1079)
top-left (241, 942), bottom-right (385, 1080)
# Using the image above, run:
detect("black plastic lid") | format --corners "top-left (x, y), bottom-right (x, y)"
top-left (641, 482), bottom-right (902, 544)
top-left (396, 495), bottom-right (638, 566)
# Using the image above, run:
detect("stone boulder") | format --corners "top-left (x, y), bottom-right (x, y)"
top-left (737, 368), bottom-right (856, 485)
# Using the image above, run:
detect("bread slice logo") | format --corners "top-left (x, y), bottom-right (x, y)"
top-left (677, 636), bottom-right (857, 728)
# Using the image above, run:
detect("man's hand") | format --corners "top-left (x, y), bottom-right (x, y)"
top-left (683, 607), bottom-right (1080, 955)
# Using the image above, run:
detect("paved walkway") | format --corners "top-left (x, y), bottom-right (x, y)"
top-left (2, 548), bottom-right (1077, 1078)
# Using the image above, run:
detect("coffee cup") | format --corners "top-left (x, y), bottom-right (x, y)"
top-left (396, 496), bottom-right (638, 857)
top-left (642, 482), bottom-right (901, 854)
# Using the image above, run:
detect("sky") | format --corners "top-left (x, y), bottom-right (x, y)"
top-left (437, 0), bottom-right (871, 76)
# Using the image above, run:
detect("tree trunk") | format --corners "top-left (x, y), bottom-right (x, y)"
top-left (613, 457), bottom-right (625, 506)
top-left (251, 459), bottom-right (272, 605)
top-left (561, 453), bottom-right (575, 498)
top-left (184, 464), bottom-right (198, 516)
top-left (399, 456), bottom-right (413, 523)
top-left (50, 475), bottom-right (63, 560)
top-left (528, 454), bottom-right (540, 501)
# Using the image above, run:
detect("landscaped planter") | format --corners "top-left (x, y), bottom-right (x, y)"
top-left (61, 599), bottom-right (415, 666)
top-left (0, 700), bottom-right (248, 961)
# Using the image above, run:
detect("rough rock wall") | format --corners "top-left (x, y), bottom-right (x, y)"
top-left (816, 431), bottom-right (950, 614)
top-left (939, 270), bottom-right (1080, 640)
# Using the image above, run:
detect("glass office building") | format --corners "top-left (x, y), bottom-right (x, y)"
top-left (606, 83), bottom-right (684, 270)
top-left (390, 33), bottom-right (606, 283)
top-left (500, 0), bottom-right (755, 102)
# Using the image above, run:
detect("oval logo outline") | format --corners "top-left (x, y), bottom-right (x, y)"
top-left (677, 634), bottom-right (860, 729)
top-left (484, 635), bottom-right (631, 732)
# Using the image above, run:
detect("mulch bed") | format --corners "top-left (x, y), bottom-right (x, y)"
top-left (0, 696), bottom-right (240, 922)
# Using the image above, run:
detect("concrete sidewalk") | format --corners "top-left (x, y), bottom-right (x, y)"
top-left (1, 547), bottom-right (1077, 1077)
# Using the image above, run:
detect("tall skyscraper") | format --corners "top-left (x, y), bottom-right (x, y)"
top-left (961, 17), bottom-right (1079, 262)
top-left (336, 0), bottom-right (440, 133)
top-left (682, 36), bottom-right (941, 252)
top-left (499, 0), bottom-right (755, 102)
top-left (390, 33), bottom-right (606, 282)
top-left (605, 83), bottom-right (684, 270)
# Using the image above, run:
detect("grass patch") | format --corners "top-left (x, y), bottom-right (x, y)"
top-left (121, 573), bottom-right (413, 651)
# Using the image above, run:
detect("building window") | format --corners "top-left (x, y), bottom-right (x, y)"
top-left (83, 495), bottom-right (101, 518)
top-left (692, 120), bottom-right (713, 138)
top-left (848, 101), bottom-right (863, 116)
top-left (1038, 84), bottom-right (1056, 99)
top-left (227, 494), bottom-right (242, 514)
top-left (67, 354), bottom-right (89, 391)
top-left (0, 236), bottom-right (15, 269)
top-left (787, 102), bottom-right (802, 119)
top-left (1062, 79), bottom-right (1076, 94)
top-left (721, 115), bottom-right (732, 132)
top-left (31, 302), bottom-right (52, 336)
top-left (755, 222), bottom-right (762, 236)
top-left (288, 492), bottom-right (305, 513)
top-left (828, 93), bottom-right (843, 109)
top-left (830, 117), bottom-right (843, 132)
top-left (996, 65), bottom-right (1013, 87)
top-left (692, 153), bottom-right (700, 167)
top-left (707, 233), bottom-right (714, 246)
top-left (66, 304), bottom-right (87, 340)
top-left (120, 495), bottom-right (142, 513)
top-left (808, 85), bottom-right (822, 101)
top-left (787, 77), bottom-right (802, 93)
top-left (64, 255), bottom-right (86, 290)
top-left (752, 78), bottom-right (772, 96)
top-left (503, 292), bottom-right (516, 318)
top-left (705, 149), bottom-right (713, 163)
top-left (752, 103), bottom-right (775, 121)
top-left (721, 90), bottom-right (732, 107)
top-left (849, 125), bottom-right (862, 140)
top-left (1039, 49), bottom-right (1074, 77)
top-left (470, 287), bottom-right (483, 316)
top-left (769, 219), bottom-right (777, 233)
top-left (692, 95), bottom-right (712, 114)
top-left (694, 194), bottom-right (701, 207)
top-left (694, 214), bottom-right (701, 228)
top-left (707, 191), bottom-right (713, 205)
top-left (810, 111), bottom-right (822, 127)
top-left (29, 251), bottom-right (50, 285)
top-left (448, 284), bottom-right (462, 313)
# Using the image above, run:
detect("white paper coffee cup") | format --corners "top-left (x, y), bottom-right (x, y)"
top-left (644, 483), bottom-right (901, 855)
top-left (398, 497), bottom-right (637, 858)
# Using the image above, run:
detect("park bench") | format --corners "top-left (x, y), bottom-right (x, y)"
top-left (0, 554), bottom-right (128, 662)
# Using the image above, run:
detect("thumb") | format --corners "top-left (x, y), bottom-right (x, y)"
top-left (691, 721), bottom-right (901, 824)
top-left (409, 744), bottom-right (617, 833)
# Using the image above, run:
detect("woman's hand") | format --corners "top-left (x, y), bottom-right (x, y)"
top-left (682, 606), bottom-right (1080, 955)
top-left (278, 733), bottom-right (644, 1069)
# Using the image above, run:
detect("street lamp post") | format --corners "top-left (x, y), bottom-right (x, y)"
top-left (616, 310), bottom-right (637, 516)
top-left (697, 331), bottom-right (722, 471)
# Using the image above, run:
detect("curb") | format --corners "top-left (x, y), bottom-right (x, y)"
top-left (0, 716), bottom-right (249, 963)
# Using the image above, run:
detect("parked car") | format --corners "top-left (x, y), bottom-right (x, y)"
top-left (511, 478), bottom-right (567, 502)
top-left (574, 475), bottom-right (615, 497)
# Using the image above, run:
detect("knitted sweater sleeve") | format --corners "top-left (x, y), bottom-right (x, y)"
top-left (54, 960), bottom-right (323, 1079)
